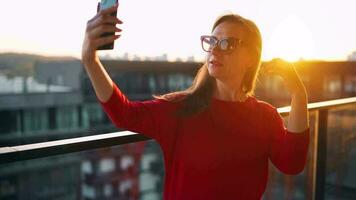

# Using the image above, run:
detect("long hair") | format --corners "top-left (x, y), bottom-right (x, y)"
top-left (153, 14), bottom-right (262, 117)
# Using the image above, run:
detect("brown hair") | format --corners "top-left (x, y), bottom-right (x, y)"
top-left (153, 14), bottom-right (262, 117)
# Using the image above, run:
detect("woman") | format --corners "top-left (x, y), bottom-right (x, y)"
top-left (81, 3), bottom-right (310, 200)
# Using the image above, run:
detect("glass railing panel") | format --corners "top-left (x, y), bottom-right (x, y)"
top-left (0, 140), bottom-right (164, 200)
top-left (325, 104), bottom-right (356, 199)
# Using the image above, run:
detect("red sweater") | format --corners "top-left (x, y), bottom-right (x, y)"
top-left (98, 83), bottom-right (310, 200)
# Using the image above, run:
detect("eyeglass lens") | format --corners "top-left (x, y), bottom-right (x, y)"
top-left (202, 36), bottom-right (234, 52)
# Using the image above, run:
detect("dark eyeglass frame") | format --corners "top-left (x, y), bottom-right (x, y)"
top-left (200, 35), bottom-right (243, 53)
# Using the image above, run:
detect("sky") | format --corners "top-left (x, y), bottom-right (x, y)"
top-left (0, 0), bottom-right (355, 62)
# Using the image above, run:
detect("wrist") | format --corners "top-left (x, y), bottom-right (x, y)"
top-left (291, 89), bottom-right (307, 101)
top-left (82, 53), bottom-right (100, 67)
top-left (290, 76), bottom-right (307, 94)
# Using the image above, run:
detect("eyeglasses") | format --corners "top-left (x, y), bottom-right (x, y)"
top-left (200, 35), bottom-right (243, 53)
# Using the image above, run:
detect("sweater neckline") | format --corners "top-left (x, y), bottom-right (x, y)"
top-left (211, 95), bottom-right (254, 105)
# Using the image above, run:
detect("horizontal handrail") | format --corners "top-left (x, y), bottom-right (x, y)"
top-left (1, 96), bottom-right (355, 164)
top-left (278, 96), bottom-right (356, 116)
top-left (0, 131), bottom-right (150, 164)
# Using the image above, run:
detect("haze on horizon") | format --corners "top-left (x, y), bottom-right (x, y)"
top-left (0, 0), bottom-right (355, 62)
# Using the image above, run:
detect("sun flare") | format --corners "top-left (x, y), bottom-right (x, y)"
top-left (264, 15), bottom-right (315, 62)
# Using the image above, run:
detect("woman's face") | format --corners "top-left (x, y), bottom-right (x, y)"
top-left (206, 21), bottom-right (252, 85)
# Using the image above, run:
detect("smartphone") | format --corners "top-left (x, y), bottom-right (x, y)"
top-left (97, 0), bottom-right (119, 50)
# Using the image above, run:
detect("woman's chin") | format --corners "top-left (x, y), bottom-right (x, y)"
top-left (208, 67), bottom-right (223, 78)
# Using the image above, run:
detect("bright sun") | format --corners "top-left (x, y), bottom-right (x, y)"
top-left (263, 15), bottom-right (315, 62)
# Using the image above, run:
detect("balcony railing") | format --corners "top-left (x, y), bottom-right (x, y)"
top-left (1, 96), bottom-right (356, 200)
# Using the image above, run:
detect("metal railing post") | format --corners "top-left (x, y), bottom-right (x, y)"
top-left (313, 109), bottom-right (328, 200)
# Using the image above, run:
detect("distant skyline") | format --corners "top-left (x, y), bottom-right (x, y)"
top-left (0, 0), bottom-right (355, 62)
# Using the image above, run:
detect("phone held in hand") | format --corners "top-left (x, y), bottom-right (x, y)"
top-left (97, 0), bottom-right (118, 50)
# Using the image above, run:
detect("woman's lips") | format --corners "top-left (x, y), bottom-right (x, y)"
top-left (210, 60), bottom-right (223, 67)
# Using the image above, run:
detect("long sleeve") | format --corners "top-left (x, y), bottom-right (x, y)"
top-left (268, 107), bottom-right (310, 175)
top-left (97, 82), bottom-right (178, 143)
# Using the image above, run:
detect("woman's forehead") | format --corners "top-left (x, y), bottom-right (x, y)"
top-left (212, 21), bottom-right (247, 39)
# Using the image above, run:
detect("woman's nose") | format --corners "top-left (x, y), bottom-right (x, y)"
top-left (211, 45), bottom-right (222, 56)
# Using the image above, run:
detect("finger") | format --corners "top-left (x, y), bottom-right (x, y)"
top-left (261, 63), bottom-right (276, 73)
top-left (93, 34), bottom-right (121, 48)
top-left (266, 69), bottom-right (276, 74)
top-left (260, 66), bottom-right (272, 75)
top-left (88, 15), bottom-right (122, 30)
top-left (261, 62), bottom-right (273, 73)
top-left (264, 59), bottom-right (284, 70)
top-left (89, 25), bottom-right (122, 39)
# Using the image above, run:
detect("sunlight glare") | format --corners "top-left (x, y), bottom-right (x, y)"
top-left (264, 15), bottom-right (315, 62)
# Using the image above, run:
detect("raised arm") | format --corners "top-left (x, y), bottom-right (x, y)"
top-left (80, 4), bottom-right (179, 144)
top-left (264, 58), bottom-right (310, 175)
top-left (81, 4), bottom-right (122, 102)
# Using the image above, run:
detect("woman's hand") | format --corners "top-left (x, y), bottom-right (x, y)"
top-left (263, 58), bottom-right (307, 97)
top-left (264, 58), bottom-right (309, 132)
top-left (81, 4), bottom-right (123, 65)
